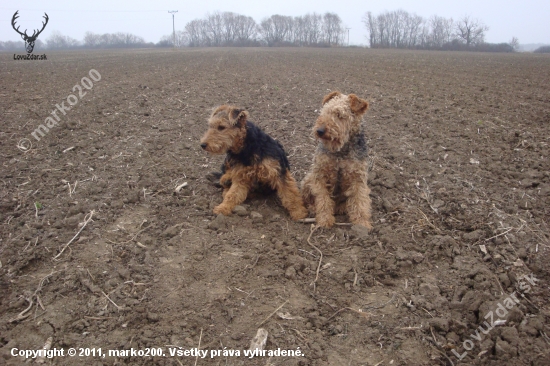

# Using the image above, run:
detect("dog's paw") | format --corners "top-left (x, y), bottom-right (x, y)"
top-left (353, 219), bottom-right (373, 230)
top-left (213, 204), bottom-right (232, 216)
top-left (316, 214), bottom-right (336, 228)
top-left (289, 207), bottom-right (308, 221)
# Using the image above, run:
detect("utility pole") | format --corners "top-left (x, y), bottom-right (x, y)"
top-left (346, 28), bottom-right (351, 47)
top-left (168, 10), bottom-right (178, 47)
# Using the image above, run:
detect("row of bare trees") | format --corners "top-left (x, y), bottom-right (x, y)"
top-left (1, 31), bottom-right (152, 51)
top-left (46, 31), bottom-right (80, 49)
top-left (167, 11), bottom-right (346, 47)
top-left (83, 32), bottom-right (148, 48)
top-left (363, 10), bottom-right (496, 50)
top-left (259, 13), bottom-right (344, 46)
top-left (0, 32), bottom-right (80, 51)
top-left (183, 12), bottom-right (259, 46)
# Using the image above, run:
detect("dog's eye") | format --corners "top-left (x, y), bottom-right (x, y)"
top-left (217, 126), bottom-right (226, 131)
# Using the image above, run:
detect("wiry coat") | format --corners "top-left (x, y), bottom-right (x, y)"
top-left (302, 91), bottom-right (373, 229)
top-left (222, 121), bottom-right (291, 178)
top-left (200, 105), bottom-right (307, 220)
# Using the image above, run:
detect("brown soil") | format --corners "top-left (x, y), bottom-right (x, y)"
top-left (1, 48), bottom-right (549, 366)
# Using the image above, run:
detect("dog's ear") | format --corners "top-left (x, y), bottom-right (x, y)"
top-left (349, 94), bottom-right (369, 115)
top-left (228, 108), bottom-right (248, 127)
top-left (211, 105), bottom-right (229, 117)
top-left (322, 91), bottom-right (342, 105)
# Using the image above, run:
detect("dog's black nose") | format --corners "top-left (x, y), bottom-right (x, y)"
top-left (316, 128), bottom-right (325, 137)
top-left (200, 143), bottom-right (207, 149)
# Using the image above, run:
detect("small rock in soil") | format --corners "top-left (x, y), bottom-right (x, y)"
top-left (250, 211), bottom-right (263, 223)
top-left (162, 225), bottom-right (180, 238)
top-left (233, 205), bottom-right (248, 216)
top-left (207, 214), bottom-right (228, 231)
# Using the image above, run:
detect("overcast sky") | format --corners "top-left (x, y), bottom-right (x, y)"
top-left (1, 0), bottom-right (548, 45)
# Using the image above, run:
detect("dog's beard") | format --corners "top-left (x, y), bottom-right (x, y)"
top-left (318, 134), bottom-right (348, 152)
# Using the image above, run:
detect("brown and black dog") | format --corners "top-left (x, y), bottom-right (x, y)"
top-left (200, 105), bottom-right (307, 220)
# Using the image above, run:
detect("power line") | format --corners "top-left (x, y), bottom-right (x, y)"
top-left (0, 8), bottom-right (167, 12)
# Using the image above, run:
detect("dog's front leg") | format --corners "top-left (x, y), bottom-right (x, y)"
top-left (310, 179), bottom-right (336, 227)
top-left (213, 178), bottom-right (250, 216)
top-left (219, 173), bottom-right (232, 198)
top-left (341, 165), bottom-right (372, 229)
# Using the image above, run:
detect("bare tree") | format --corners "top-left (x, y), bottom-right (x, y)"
top-left (206, 12), bottom-right (224, 46)
top-left (362, 12), bottom-right (378, 47)
top-left (234, 15), bottom-right (258, 44)
top-left (363, 10), bottom-right (424, 48)
top-left (221, 12), bottom-right (236, 44)
top-left (121, 33), bottom-right (145, 46)
top-left (157, 35), bottom-right (173, 47)
top-left (441, 17), bottom-right (455, 44)
top-left (387, 10), bottom-right (403, 47)
top-left (185, 19), bottom-right (203, 46)
top-left (456, 15), bottom-right (488, 46)
top-left (418, 24), bottom-right (431, 48)
top-left (322, 12), bottom-right (343, 45)
top-left (99, 33), bottom-right (112, 47)
top-left (83, 31), bottom-right (100, 48)
top-left (260, 15), bottom-right (292, 45)
top-left (291, 16), bottom-right (306, 45)
top-left (259, 17), bottom-right (276, 45)
top-left (305, 13), bottom-right (322, 45)
top-left (364, 10), bottom-right (496, 51)
top-left (402, 11), bottom-right (424, 47)
top-left (175, 30), bottom-right (188, 47)
top-left (46, 31), bottom-right (80, 49)
top-left (199, 19), bottom-right (212, 46)
top-left (509, 37), bottom-right (519, 51)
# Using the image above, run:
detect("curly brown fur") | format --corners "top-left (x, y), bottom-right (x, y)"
top-left (301, 91), bottom-right (373, 229)
top-left (200, 105), bottom-right (307, 220)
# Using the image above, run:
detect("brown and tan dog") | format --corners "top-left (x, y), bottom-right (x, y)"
top-left (200, 105), bottom-right (307, 220)
top-left (301, 91), bottom-right (373, 229)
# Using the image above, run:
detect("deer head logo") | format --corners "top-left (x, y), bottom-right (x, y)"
top-left (12, 11), bottom-right (49, 54)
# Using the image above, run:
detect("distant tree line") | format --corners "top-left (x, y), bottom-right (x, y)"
top-left (82, 32), bottom-right (150, 48)
top-left (160, 11), bottom-right (347, 47)
top-left (0, 40), bottom-right (36, 51)
top-left (534, 45), bottom-right (550, 53)
top-left (0, 9), bottom-right (541, 52)
top-left (181, 12), bottom-right (260, 47)
top-left (0, 31), bottom-right (153, 51)
top-left (46, 31), bottom-right (81, 49)
top-left (1, 11), bottom-right (345, 51)
top-left (363, 10), bottom-right (515, 52)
